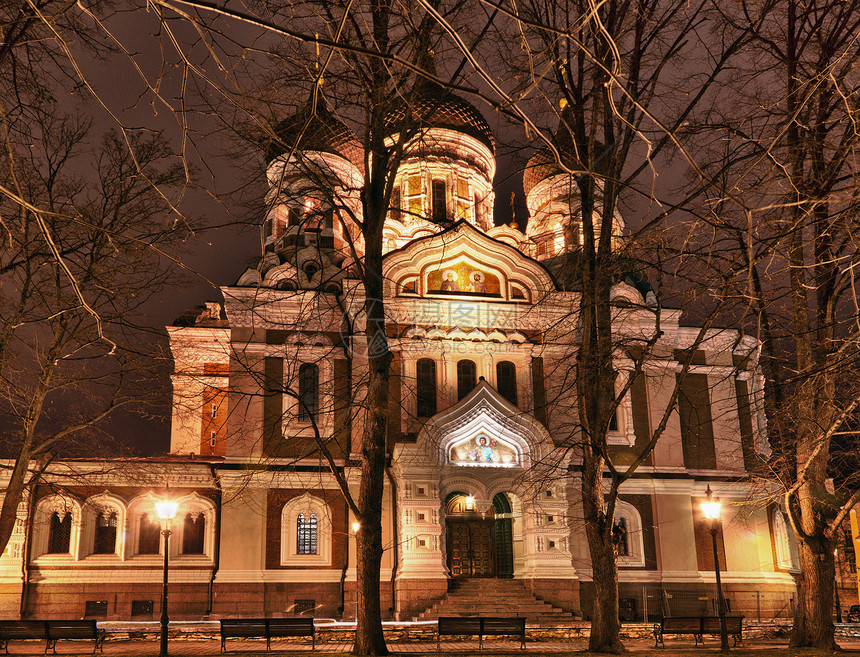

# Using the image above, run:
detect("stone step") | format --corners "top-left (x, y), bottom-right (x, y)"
top-left (414, 578), bottom-right (576, 624)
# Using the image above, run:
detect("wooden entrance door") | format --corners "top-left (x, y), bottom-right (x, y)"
top-left (447, 519), bottom-right (495, 578)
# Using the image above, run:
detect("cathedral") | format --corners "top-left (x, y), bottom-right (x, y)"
top-left (0, 86), bottom-right (800, 624)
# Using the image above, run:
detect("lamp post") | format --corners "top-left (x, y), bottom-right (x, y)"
top-left (834, 548), bottom-right (842, 623)
top-left (352, 522), bottom-right (360, 624)
top-left (156, 499), bottom-right (178, 657)
top-left (701, 485), bottom-right (730, 652)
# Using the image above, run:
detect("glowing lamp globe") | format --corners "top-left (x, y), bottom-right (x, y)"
top-left (156, 500), bottom-right (179, 522)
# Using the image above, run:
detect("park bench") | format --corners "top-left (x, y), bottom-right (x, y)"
top-left (0, 619), bottom-right (105, 654)
top-left (220, 618), bottom-right (315, 652)
top-left (654, 615), bottom-right (744, 648)
top-left (437, 616), bottom-right (526, 650)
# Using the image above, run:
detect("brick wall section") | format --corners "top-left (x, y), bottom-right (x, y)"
top-left (265, 489), bottom-right (347, 570)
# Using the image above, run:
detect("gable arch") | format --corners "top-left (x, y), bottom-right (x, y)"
top-left (384, 221), bottom-right (556, 303)
top-left (416, 380), bottom-right (554, 469)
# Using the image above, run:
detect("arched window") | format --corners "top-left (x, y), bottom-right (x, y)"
top-left (94, 511), bottom-right (118, 554)
top-left (772, 509), bottom-right (797, 570)
top-left (496, 361), bottom-right (517, 406)
top-left (281, 493), bottom-right (331, 566)
top-left (138, 513), bottom-right (161, 555)
top-left (48, 512), bottom-right (72, 554)
top-left (182, 513), bottom-right (206, 554)
top-left (296, 513), bottom-right (318, 555)
top-left (457, 360), bottom-right (477, 401)
top-left (298, 363), bottom-right (319, 422)
top-left (432, 180), bottom-right (447, 223)
top-left (417, 358), bottom-right (437, 418)
top-left (614, 501), bottom-right (645, 567)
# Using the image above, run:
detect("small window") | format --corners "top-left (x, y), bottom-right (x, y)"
top-left (182, 513), bottom-right (205, 555)
top-left (138, 513), bottom-right (160, 555)
top-left (48, 511), bottom-right (72, 554)
top-left (210, 430), bottom-right (216, 447)
top-left (212, 403), bottom-right (218, 419)
top-left (298, 363), bottom-right (319, 422)
top-left (131, 600), bottom-right (154, 617)
top-left (416, 358), bottom-right (437, 418)
top-left (84, 601), bottom-right (108, 618)
top-left (288, 207), bottom-right (301, 227)
top-left (432, 180), bottom-right (447, 223)
top-left (496, 361), bottom-right (518, 406)
top-left (296, 513), bottom-right (318, 555)
top-left (457, 360), bottom-right (477, 401)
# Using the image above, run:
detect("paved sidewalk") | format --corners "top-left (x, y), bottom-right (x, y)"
top-left (3, 634), bottom-right (860, 656)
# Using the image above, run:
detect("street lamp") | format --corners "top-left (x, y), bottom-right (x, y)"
top-left (156, 499), bottom-right (179, 657)
top-left (352, 522), bottom-right (360, 623)
top-left (834, 548), bottom-right (842, 623)
top-left (701, 485), bottom-right (730, 652)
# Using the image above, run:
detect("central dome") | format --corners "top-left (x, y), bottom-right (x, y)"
top-left (384, 86), bottom-right (495, 153)
top-left (267, 97), bottom-right (363, 169)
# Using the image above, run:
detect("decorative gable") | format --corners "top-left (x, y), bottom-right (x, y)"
top-left (383, 221), bottom-right (556, 304)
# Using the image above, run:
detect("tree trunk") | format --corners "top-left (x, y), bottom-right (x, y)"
top-left (790, 533), bottom-right (837, 649)
top-left (352, 230), bottom-right (390, 656)
top-left (586, 518), bottom-right (623, 652)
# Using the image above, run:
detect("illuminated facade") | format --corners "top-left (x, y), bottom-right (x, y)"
top-left (0, 92), bottom-right (800, 623)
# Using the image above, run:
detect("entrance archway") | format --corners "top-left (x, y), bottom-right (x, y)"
top-left (445, 492), bottom-right (514, 579)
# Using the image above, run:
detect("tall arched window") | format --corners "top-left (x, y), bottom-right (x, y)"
top-left (296, 513), bottom-right (318, 555)
top-left (94, 511), bottom-right (118, 554)
top-left (614, 501), bottom-right (645, 567)
top-left (182, 513), bottom-right (206, 554)
top-left (138, 513), bottom-right (161, 554)
top-left (457, 360), bottom-right (477, 401)
top-left (496, 361), bottom-right (518, 406)
top-left (281, 494), bottom-right (331, 566)
top-left (417, 358), bottom-right (437, 418)
top-left (48, 512), bottom-right (72, 554)
top-left (298, 363), bottom-right (319, 422)
top-left (432, 180), bottom-right (447, 223)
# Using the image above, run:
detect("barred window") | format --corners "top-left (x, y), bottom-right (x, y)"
top-left (296, 513), bottom-right (318, 555)
top-left (138, 513), bottom-right (161, 555)
top-left (182, 513), bottom-right (205, 554)
top-left (48, 511), bottom-right (72, 554)
top-left (94, 511), bottom-right (118, 554)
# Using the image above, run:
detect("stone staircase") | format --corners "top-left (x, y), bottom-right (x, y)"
top-left (414, 578), bottom-right (577, 625)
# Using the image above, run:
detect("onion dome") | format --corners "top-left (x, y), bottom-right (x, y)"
top-left (384, 84), bottom-right (495, 154)
top-left (266, 96), bottom-right (363, 169)
top-left (523, 106), bottom-right (607, 197)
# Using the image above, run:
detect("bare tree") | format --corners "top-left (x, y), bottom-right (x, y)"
top-left (0, 108), bottom-right (187, 557)
top-left (494, 1), bottom-right (764, 650)
top-left (686, 0), bottom-right (860, 648)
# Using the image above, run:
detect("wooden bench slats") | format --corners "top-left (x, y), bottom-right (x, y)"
top-left (437, 616), bottom-right (525, 651)
top-left (220, 618), bottom-right (315, 653)
top-left (0, 620), bottom-right (104, 654)
top-left (654, 615), bottom-right (743, 648)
